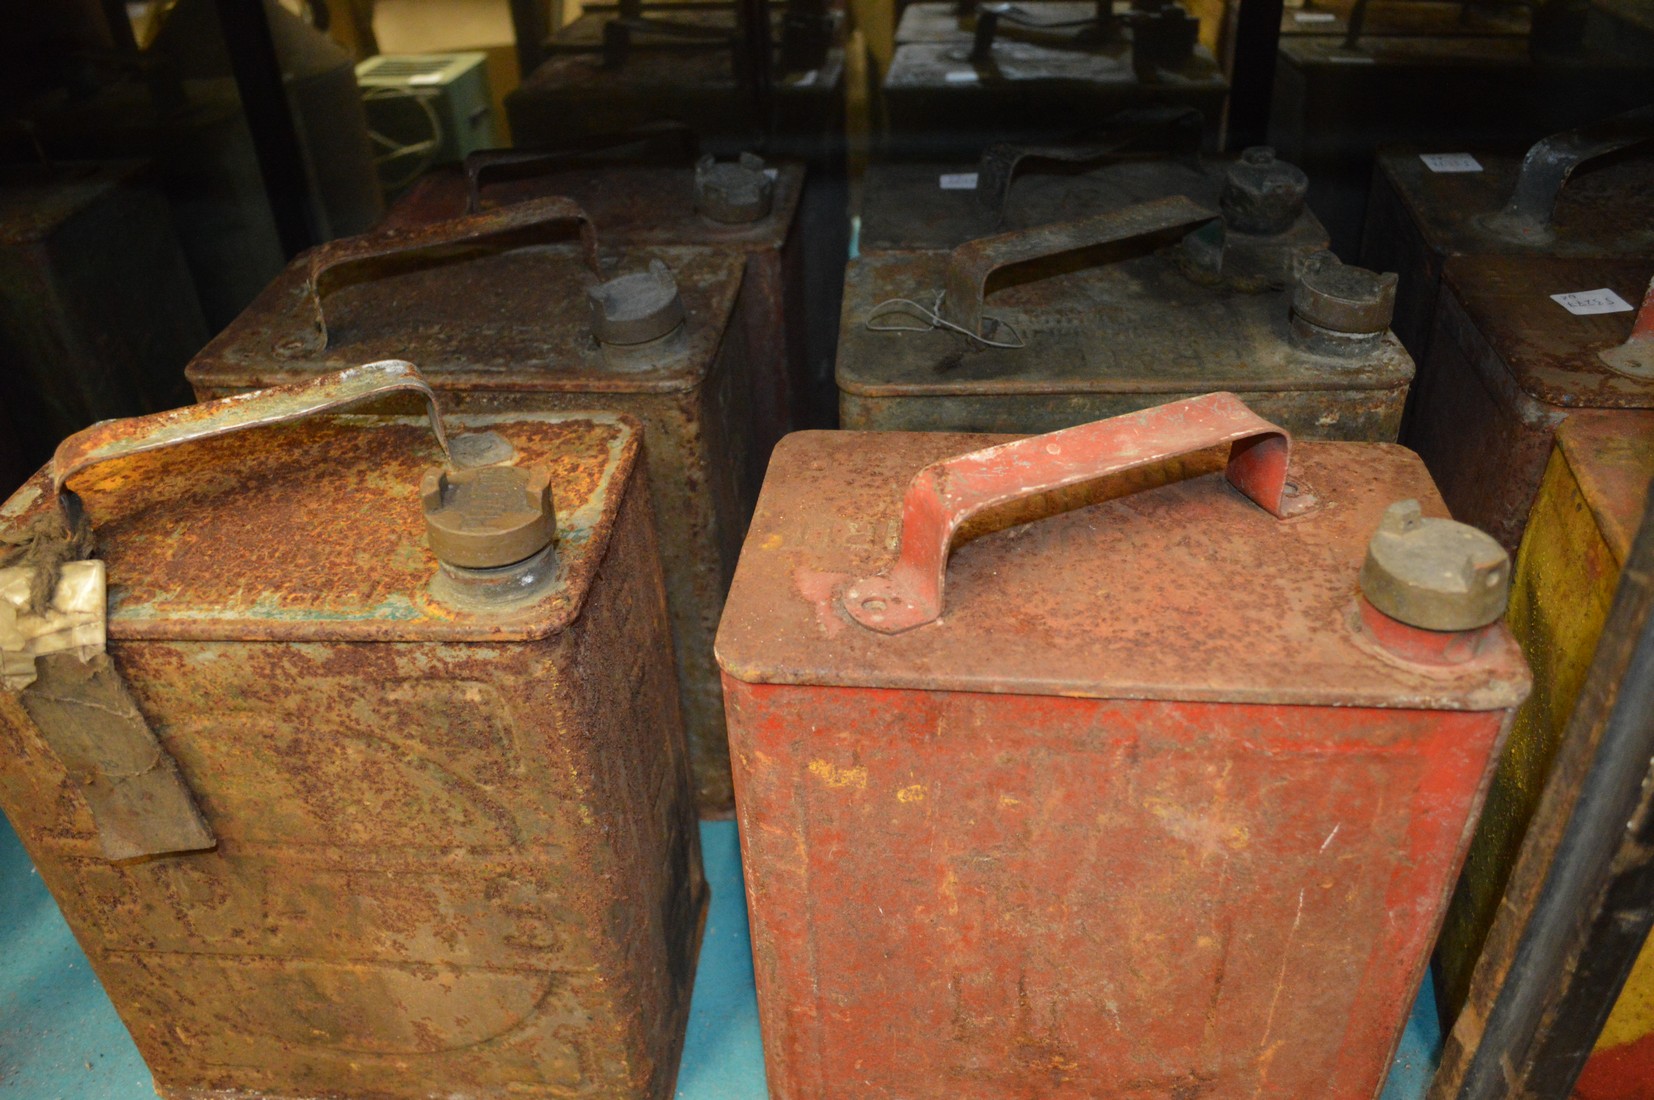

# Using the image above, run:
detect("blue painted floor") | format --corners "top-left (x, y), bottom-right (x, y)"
top-left (0, 815), bottom-right (1438, 1098)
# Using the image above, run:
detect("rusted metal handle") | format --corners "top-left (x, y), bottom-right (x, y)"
top-left (941, 195), bottom-right (1216, 337)
top-left (462, 123), bottom-right (700, 213)
top-left (1599, 276), bottom-right (1654, 380)
top-left (842, 393), bottom-right (1298, 633)
top-left (1485, 103), bottom-right (1654, 242)
top-left (300, 196), bottom-right (603, 353)
top-left (53, 361), bottom-right (450, 531)
top-left (975, 106), bottom-right (1204, 214)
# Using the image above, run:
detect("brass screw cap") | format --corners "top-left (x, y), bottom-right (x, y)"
top-left (694, 153), bottom-right (774, 224)
top-left (1221, 147), bottom-right (1310, 235)
top-left (421, 464), bottom-right (556, 570)
top-left (1294, 252), bottom-right (1398, 335)
top-left (1360, 500), bottom-right (1510, 631)
top-left (586, 259), bottom-right (686, 346)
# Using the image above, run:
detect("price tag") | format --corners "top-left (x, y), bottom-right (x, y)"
top-left (1551, 288), bottom-right (1635, 316)
top-left (945, 71), bottom-right (981, 83)
top-left (1295, 11), bottom-right (1338, 22)
top-left (792, 69), bottom-right (820, 87)
top-left (1419, 153), bottom-right (1483, 173)
top-left (939, 173), bottom-right (979, 190)
top-left (764, 168), bottom-right (780, 180)
top-left (407, 72), bottom-right (444, 85)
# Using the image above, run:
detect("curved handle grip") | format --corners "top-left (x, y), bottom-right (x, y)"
top-left (941, 194), bottom-right (1215, 337)
top-left (1487, 103), bottom-right (1654, 240)
top-left (842, 393), bottom-right (1300, 633)
top-left (53, 360), bottom-right (450, 531)
top-left (296, 196), bottom-right (603, 355)
top-left (975, 106), bottom-right (1205, 215)
top-left (462, 123), bottom-right (701, 213)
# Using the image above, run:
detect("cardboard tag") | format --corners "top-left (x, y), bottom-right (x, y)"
top-left (1551, 288), bottom-right (1635, 316)
top-left (945, 71), bottom-right (981, 83)
top-left (1420, 153), bottom-right (1483, 173)
top-left (940, 173), bottom-right (979, 190)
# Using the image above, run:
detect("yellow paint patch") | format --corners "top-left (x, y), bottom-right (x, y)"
top-left (807, 759), bottom-right (868, 789)
top-left (760, 533), bottom-right (784, 550)
top-left (999, 795), bottom-right (1021, 808)
top-left (896, 784), bottom-right (926, 803)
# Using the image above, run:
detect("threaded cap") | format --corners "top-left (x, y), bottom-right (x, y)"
top-left (1359, 500), bottom-right (1510, 631)
top-left (586, 259), bottom-right (686, 346)
top-left (694, 153), bottom-right (774, 224)
top-left (1221, 147), bottom-right (1309, 235)
top-left (421, 464), bottom-right (556, 570)
top-left (1293, 251), bottom-right (1398, 335)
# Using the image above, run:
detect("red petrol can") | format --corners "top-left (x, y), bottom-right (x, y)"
top-left (716, 393), bottom-right (1529, 1099)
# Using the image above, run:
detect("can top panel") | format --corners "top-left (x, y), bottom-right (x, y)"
top-left (1277, 34), bottom-right (1536, 67)
top-left (715, 429), bottom-right (1529, 709)
top-left (837, 246), bottom-right (1413, 396)
top-left (0, 411), bottom-right (641, 642)
top-left (1375, 147), bottom-right (1654, 259)
top-left (895, 0), bottom-right (1117, 44)
top-left (1443, 254), bottom-right (1654, 409)
top-left (1556, 408), bottom-right (1654, 563)
top-left (0, 160), bottom-right (148, 245)
top-left (383, 161), bottom-right (806, 250)
top-left (186, 242), bottom-right (744, 396)
top-left (859, 157), bottom-right (1328, 254)
top-left (884, 40), bottom-right (1226, 88)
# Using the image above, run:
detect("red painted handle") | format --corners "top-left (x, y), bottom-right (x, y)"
top-left (1598, 276), bottom-right (1654, 380)
top-left (297, 196), bottom-right (602, 354)
top-left (842, 393), bottom-right (1299, 633)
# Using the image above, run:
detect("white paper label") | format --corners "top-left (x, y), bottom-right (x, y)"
top-left (764, 168), bottom-right (780, 180)
top-left (945, 70), bottom-right (981, 83)
top-left (1295, 11), bottom-right (1338, 22)
top-left (1551, 288), bottom-right (1635, 316)
top-left (406, 72), bottom-right (444, 86)
top-left (792, 69), bottom-right (819, 87)
top-left (1419, 153), bottom-right (1483, 173)
top-left (1326, 53), bottom-right (1375, 63)
top-left (939, 173), bottom-right (979, 190)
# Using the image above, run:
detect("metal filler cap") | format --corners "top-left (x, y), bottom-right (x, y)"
top-left (694, 153), bottom-right (775, 224)
top-left (1360, 500), bottom-right (1511, 631)
top-left (1220, 147), bottom-right (1310, 236)
top-left (587, 259), bottom-right (687, 346)
top-left (1293, 251), bottom-right (1398, 335)
top-left (421, 464), bottom-right (556, 570)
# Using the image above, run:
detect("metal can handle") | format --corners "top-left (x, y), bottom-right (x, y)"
top-left (1486, 103), bottom-right (1654, 240)
top-left (53, 360), bottom-right (450, 531)
top-left (297, 196), bottom-right (603, 354)
top-left (462, 123), bottom-right (701, 213)
top-left (975, 107), bottom-right (1204, 215)
top-left (842, 392), bottom-right (1298, 633)
top-left (941, 194), bottom-right (1215, 338)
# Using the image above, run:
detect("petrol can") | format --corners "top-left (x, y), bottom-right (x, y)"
top-left (716, 392), bottom-right (1529, 1100)
top-left (0, 362), bottom-right (705, 1099)
top-left (838, 195), bottom-right (1413, 439)
top-left (880, 32), bottom-right (1227, 158)
top-left (1277, 0), bottom-right (1530, 38)
top-left (186, 198), bottom-right (757, 811)
top-left (386, 142), bottom-right (833, 429)
top-left (1360, 105), bottom-right (1654, 365)
top-left (0, 160), bottom-right (208, 469)
top-left (1267, 31), bottom-right (1654, 257)
top-left (1406, 255), bottom-right (1654, 553)
top-left (1432, 408), bottom-right (1654, 1097)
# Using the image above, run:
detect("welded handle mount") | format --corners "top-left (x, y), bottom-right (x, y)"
top-left (842, 392), bottom-right (1302, 633)
top-left (53, 361), bottom-right (450, 532)
top-left (296, 196), bottom-right (602, 353)
top-left (941, 195), bottom-right (1215, 338)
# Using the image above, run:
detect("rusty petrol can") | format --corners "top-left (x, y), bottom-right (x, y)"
top-left (1431, 408), bottom-right (1654, 1097)
top-left (1360, 105), bottom-right (1654, 364)
top-left (838, 195), bottom-right (1413, 439)
top-left (1406, 255), bottom-right (1654, 554)
top-left (880, 23), bottom-right (1228, 159)
top-left (385, 142), bottom-right (835, 428)
top-left (0, 160), bottom-right (208, 469)
top-left (186, 199), bottom-right (756, 811)
top-left (715, 392), bottom-right (1530, 1099)
top-left (1267, 30), bottom-right (1654, 257)
top-left (0, 362), bottom-right (705, 1099)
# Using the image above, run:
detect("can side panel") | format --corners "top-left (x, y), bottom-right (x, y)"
top-left (838, 385), bottom-right (1406, 441)
top-left (726, 679), bottom-right (1510, 1100)
top-left (1435, 447), bottom-right (1622, 1020)
top-left (1407, 285), bottom-right (1562, 553)
top-left (1360, 159), bottom-right (1440, 366)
